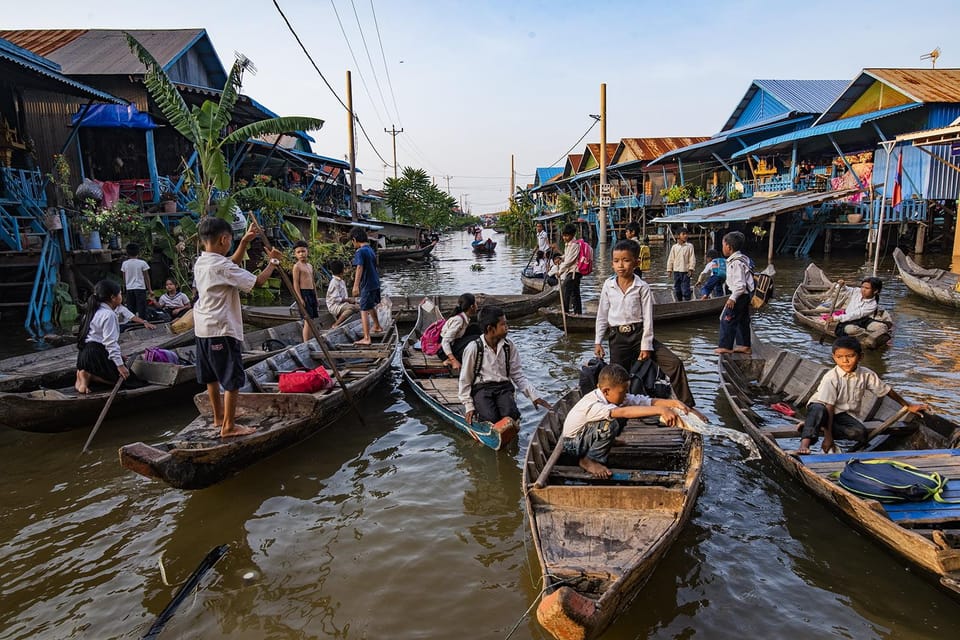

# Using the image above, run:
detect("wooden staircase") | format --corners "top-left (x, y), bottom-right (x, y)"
top-left (0, 250), bottom-right (41, 320)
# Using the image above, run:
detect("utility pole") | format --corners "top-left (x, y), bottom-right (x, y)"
top-left (598, 82), bottom-right (608, 251)
top-left (384, 125), bottom-right (403, 179)
top-left (346, 70), bottom-right (358, 220)
top-left (510, 153), bottom-right (515, 205)
top-left (444, 175), bottom-right (452, 194)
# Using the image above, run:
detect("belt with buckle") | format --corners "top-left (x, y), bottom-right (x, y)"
top-left (614, 322), bottom-right (643, 334)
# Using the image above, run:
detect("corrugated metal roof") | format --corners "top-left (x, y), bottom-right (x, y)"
top-left (616, 137), bottom-right (711, 163)
top-left (731, 103), bottom-right (923, 158)
top-left (722, 80), bottom-right (848, 132)
top-left (0, 36), bottom-right (123, 103)
top-left (0, 29), bottom-right (87, 57)
top-left (650, 189), bottom-right (860, 225)
top-left (535, 167), bottom-right (563, 186)
top-left (867, 68), bottom-right (960, 103)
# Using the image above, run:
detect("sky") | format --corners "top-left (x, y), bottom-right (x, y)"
top-left (9, 0), bottom-right (960, 213)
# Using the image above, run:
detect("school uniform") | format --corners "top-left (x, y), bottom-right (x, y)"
top-left (537, 229), bottom-right (550, 254)
top-left (193, 251), bottom-right (256, 391)
top-left (158, 291), bottom-right (191, 319)
top-left (77, 303), bottom-right (123, 383)
top-left (326, 275), bottom-right (357, 318)
top-left (121, 257), bottom-right (151, 320)
top-left (438, 312), bottom-right (481, 362)
top-left (697, 258), bottom-right (727, 298)
top-left (558, 239), bottom-right (582, 314)
top-left (800, 365), bottom-right (891, 446)
top-left (718, 250), bottom-right (754, 351)
top-left (666, 242), bottom-right (696, 301)
top-left (832, 286), bottom-right (881, 336)
top-left (562, 388), bottom-right (651, 464)
top-left (595, 274), bottom-right (696, 406)
top-left (458, 336), bottom-right (540, 423)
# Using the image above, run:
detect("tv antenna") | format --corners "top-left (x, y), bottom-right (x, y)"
top-left (234, 51), bottom-right (258, 84)
top-left (921, 47), bottom-right (941, 68)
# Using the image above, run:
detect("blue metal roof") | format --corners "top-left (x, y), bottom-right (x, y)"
top-left (731, 103), bottom-right (923, 158)
top-left (722, 80), bottom-right (848, 132)
top-left (650, 188), bottom-right (859, 225)
top-left (535, 167), bottom-right (562, 187)
top-left (0, 36), bottom-right (123, 103)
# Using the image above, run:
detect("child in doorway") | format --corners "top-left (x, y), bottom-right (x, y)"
top-left (350, 227), bottom-right (384, 345)
top-left (121, 243), bottom-right (150, 320)
top-left (75, 279), bottom-right (133, 394)
top-left (325, 259), bottom-right (360, 329)
top-left (695, 249), bottom-right (727, 299)
top-left (715, 231), bottom-right (754, 355)
top-left (458, 305), bottom-right (551, 425)
top-left (438, 292), bottom-right (482, 370)
top-left (563, 364), bottom-right (693, 478)
top-left (798, 336), bottom-right (927, 454)
top-left (556, 223), bottom-right (584, 315)
top-left (666, 228), bottom-right (696, 301)
top-left (158, 279), bottom-right (191, 319)
top-left (292, 240), bottom-right (320, 343)
top-left (194, 217), bottom-right (282, 437)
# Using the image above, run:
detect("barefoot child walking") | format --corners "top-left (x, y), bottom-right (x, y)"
top-left (194, 217), bottom-right (281, 437)
top-left (292, 240), bottom-right (320, 343)
top-left (350, 227), bottom-right (384, 345)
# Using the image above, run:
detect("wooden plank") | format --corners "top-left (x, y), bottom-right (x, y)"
top-left (549, 465), bottom-right (686, 485)
top-left (313, 348), bottom-right (393, 360)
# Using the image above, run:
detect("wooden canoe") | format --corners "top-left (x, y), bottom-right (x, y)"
top-left (472, 238), bottom-right (497, 254)
top-left (538, 290), bottom-right (728, 333)
top-left (0, 322), bottom-right (304, 433)
top-left (118, 305), bottom-right (396, 489)
top-left (718, 339), bottom-right (960, 599)
top-left (377, 241), bottom-right (437, 262)
top-left (893, 247), bottom-right (960, 309)
top-left (399, 300), bottom-right (518, 449)
top-left (523, 389), bottom-right (703, 640)
top-left (0, 324), bottom-right (195, 394)
top-left (520, 268), bottom-right (552, 293)
top-left (244, 287), bottom-right (559, 327)
top-left (792, 263), bottom-right (893, 349)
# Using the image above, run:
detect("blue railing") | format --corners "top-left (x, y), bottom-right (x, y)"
top-left (24, 234), bottom-right (60, 339)
top-left (1, 167), bottom-right (46, 206)
top-left (611, 195), bottom-right (643, 208)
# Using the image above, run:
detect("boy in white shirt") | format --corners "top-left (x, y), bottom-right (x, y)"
top-left (194, 217), bottom-right (281, 437)
top-left (325, 259), bottom-right (360, 328)
top-left (715, 231), bottom-right (754, 355)
top-left (120, 243), bottom-right (151, 321)
top-left (666, 228), bottom-right (696, 301)
top-left (563, 364), bottom-right (690, 478)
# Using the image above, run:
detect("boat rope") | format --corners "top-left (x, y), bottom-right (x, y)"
top-left (502, 574), bottom-right (574, 640)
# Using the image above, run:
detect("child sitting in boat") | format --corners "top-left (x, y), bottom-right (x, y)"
top-left (814, 277), bottom-right (886, 337)
top-left (695, 249), bottom-right (726, 299)
top-left (325, 259), bottom-right (360, 329)
top-left (75, 280), bottom-right (132, 394)
top-left (532, 250), bottom-right (547, 277)
top-left (438, 292), bottom-right (482, 371)
top-left (458, 305), bottom-right (551, 426)
top-left (797, 336), bottom-right (927, 455)
top-left (562, 364), bottom-right (692, 479)
top-left (546, 254), bottom-right (562, 287)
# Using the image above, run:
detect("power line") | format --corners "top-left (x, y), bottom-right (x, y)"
top-left (369, 0), bottom-right (402, 127)
top-left (547, 119), bottom-right (600, 168)
top-left (348, 0), bottom-right (394, 124)
top-left (329, 0), bottom-right (386, 126)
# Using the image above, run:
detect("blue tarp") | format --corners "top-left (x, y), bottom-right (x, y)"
top-left (71, 104), bottom-right (157, 129)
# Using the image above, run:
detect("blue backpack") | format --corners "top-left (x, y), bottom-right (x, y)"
top-left (834, 459), bottom-right (955, 503)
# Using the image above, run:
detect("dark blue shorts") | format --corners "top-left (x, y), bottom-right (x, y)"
top-left (300, 289), bottom-right (319, 319)
top-left (196, 336), bottom-right (245, 391)
top-left (359, 287), bottom-right (381, 311)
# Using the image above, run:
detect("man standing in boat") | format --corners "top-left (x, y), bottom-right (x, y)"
top-left (536, 222), bottom-right (551, 258)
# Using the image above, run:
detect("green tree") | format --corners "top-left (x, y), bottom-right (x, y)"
top-left (126, 33), bottom-right (324, 221)
top-left (383, 167), bottom-right (457, 229)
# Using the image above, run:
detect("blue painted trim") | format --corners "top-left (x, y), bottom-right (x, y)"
top-left (145, 129), bottom-right (160, 204)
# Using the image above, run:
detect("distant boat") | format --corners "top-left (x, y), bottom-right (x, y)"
top-left (471, 238), bottom-right (497, 254)
top-left (893, 247), bottom-right (960, 309)
top-left (538, 292), bottom-right (728, 333)
top-left (377, 240), bottom-right (438, 262)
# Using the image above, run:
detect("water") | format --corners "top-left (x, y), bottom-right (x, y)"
top-left (2, 230), bottom-right (960, 639)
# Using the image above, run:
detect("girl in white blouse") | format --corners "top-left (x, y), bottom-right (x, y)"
top-left (75, 280), bottom-right (129, 394)
top-left (439, 293), bottom-right (481, 370)
top-left (821, 277), bottom-right (883, 336)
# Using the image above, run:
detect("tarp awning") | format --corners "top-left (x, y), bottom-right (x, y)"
top-left (650, 188), bottom-right (860, 225)
top-left (71, 103), bottom-right (157, 129)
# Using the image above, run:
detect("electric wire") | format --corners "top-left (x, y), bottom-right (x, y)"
top-left (329, 0), bottom-right (386, 126)
top-left (348, 0), bottom-right (394, 124)
top-left (547, 118), bottom-right (600, 168)
top-left (369, 0), bottom-right (403, 127)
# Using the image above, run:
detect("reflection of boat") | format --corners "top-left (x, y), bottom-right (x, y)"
top-left (538, 291), bottom-right (728, 333)
top-left (0, 324), bottom-right (194, 394)
top-left (894, 247), bottom-right (960, 309)
top-left (472, 238), bottom-right (497, 254)
top-left (0, 322), bottom-right (303, 433)
top-left (399, 300), bottom-right (517, 449)
top-left (792, 263), bottom-right (892, 349)
top-left (718, 338), bottom-right (960, 599)
top-left (119, 307), bottom-right (396, 489)
top-left (377, 241), bottom-right (438, 262)
top-left (523, 389), bottom-right (703, 640)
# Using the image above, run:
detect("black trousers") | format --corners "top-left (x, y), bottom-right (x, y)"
top-left (800, 403), bottom-right (867, 445)
top-left (608, 331), bottom-right (695, 407)
top-left (562, 273), bottom-right (582, 314)
top-left (471, 381), bottom-right (519, 423)
top-left (127, 289), bottom-right (148, 321)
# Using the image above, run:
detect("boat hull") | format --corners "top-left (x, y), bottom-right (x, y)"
top-left (538, 292), bottom-right (728, 333)
top-left (893, 247), bottom-right (960, 309)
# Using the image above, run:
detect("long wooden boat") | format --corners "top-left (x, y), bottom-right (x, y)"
top-left (523, 389), bottom-right (703, 639)
top-left (718, 339), bottom-right (960, 598)
top-left (242, 303), bottom-right (339, 329)
top-left (119, 305), bottom-right (396, 489)
top-left (520, 267), bottom-right (551, 293)
top-left (0, 324), bottom-right (195, 394)
top-left (245, 287), bottom-right (559, 327)
top-left (893, 247), bottom-right (960, 309)
top-left (0, 322), bottom-right (304, 434)
top-left (538, 290), bottom-right (728, 333)
top-left (377, 240), bottom-right (438, 262)
top-left (792, 263), bottom-right (893, 349)
top-left (472, 238), bottom-right (497, 254)
top-left (399, 300), bottom-right (518, 449)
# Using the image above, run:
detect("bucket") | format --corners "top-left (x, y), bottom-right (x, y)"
top-left (44, 210), bottom-right (63, 231)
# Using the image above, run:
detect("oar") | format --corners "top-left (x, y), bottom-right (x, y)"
top-left (81, 375), bottom-right (124, 453)
top-left (556, 277), bottom-right (569, 337)
top-left (850, 405), bottom-right (912, 452)
top-left (533, 434), bottom-right (566, 490)
top-left (141, 544), bottom-right (229, 640)
top-left (253, 226), bottom-right (367, 427)
top-left (818, 283), bottom-right (844, 345)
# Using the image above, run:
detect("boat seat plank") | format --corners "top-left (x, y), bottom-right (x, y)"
top-left (549, 465), bottom-right (686, 485)
top-left (800, 448), bottom-right (960, 464)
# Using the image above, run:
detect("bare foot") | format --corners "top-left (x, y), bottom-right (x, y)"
top-left (354, 338), bottom-right (372, 346)
top-left (715, 348), bottom-right (735, 354)
top-left (733, 346), bottom-right (752, 354)
top-left (579, 457), bottom-right (612, 479)
top-left (797, 447), bottom-right (811, 455)
top-left (221, 425), bottom-right (256, 438)
top-left (75, 382), bottom-right (90, 394)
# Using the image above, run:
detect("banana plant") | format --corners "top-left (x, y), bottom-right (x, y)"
top-left (126, 33), bottom-right (325, 221)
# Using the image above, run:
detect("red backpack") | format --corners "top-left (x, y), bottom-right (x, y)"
top-left (419, 317), bottom-right (446, 356)
top-left (278, 366), bottom-right (333, 393)
top-left (576, 239), bottom-right (594, 275)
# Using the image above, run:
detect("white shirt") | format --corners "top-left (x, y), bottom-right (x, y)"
top-left (326, 276), bottom-right (349, 314)
top-left (808, 365), bottom-right (891, 415)
top-left (836, 286), bottom-right (878, 323)
top-left (595, 274), bottom-right (655, 351)
top-left (440, 312), bottom-right (470, 356)
top-left (666, 242), bottom-right (696, 273)
top-left (558, 239), bottom-right (580, 277)
top-left (562, 388), bottom-right (651, 438)
top-left (537, 229), bottom-right (550, 253)
top-left (87, 303), bottom-right (123, 366)
top-left (114, 304), bottom-right (136, 324)
top-left (158, 292), bottom-right (190, 309)
top-left (193, 251), bottom-right (257, 340)
top-left (458, 336), bottom-right (539, 413)
top-left (532, 259), bottom-right (547, 276)
top-left (725, 251), bottom-right (754, 301)
top-left (121, 257), bottom-right (150, 289)
top-left (547, 262), bottom-right (560, 277)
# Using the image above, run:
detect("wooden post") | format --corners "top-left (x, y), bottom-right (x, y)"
top-left (510, 154), bottom-right (515, 204)
top-left (767, 215), bottom-right (776, 264)
top-left (873, 141), bottom-right (895, 276)
top-left (598, 83), bottom-right (608, 251)
top-left (915, 221), bottom-right (927, 254)
top-left (824, 227), bottom-right (833, 255)
top-left (346, 70), bottom-right (358, 221)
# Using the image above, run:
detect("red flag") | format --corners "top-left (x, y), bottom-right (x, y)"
top-left (891, 150), bottom-right (903, 209)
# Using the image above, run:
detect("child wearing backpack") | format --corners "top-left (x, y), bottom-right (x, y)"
top-left (557, 223), bottom-right (590, 315)
top-left (695, 249), bottom-right (726, 299)
top-left (437, 293), bottom-right (481, 370)
top-left (798, 336), bottom-right (927, 455)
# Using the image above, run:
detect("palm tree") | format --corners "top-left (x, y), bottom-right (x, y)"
top-left (126, 33), bottom-right (325, 220)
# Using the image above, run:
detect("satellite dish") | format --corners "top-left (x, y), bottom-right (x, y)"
top-left (921, 47), bottom-right (941, 68)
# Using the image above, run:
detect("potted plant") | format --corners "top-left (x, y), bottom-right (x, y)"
top-left (160, 191), bottom-right (177, 213)
top-left (660, 184), bottom-right (690, 204)
top-left (78, 199), bottom-right (106, 249)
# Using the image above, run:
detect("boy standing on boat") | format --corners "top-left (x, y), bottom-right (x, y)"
top-left (798, 336), bottom-right (927, 455)
top-left (459, 305), bottom-right (551, 425)
top-left (292, 240), bottom-right (320, 343)
top-left (325, 259), bottom-right (359, 329)
top-left (536, 222), bottom-right (551, 257)
top-left (350, 227), bottom-right (385, 345)
top-left (121, 243), bottom-right (151, 321)
top-left (556, 223), bottom-right (585, 315)
top-left (666, 228), bottom-right (696, 301)
top-left (594, 240), bottom-right (697, 407)
top-left (715, 231), bottom-right (754, 355)
top-left (563, 364), bottom-right (691, 478)
top-left (194, 217), bottom-right (281, 438)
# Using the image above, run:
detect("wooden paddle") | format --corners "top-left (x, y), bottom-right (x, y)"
top-left (532, 434), bottom-right (566, 490)
top-left (253, 226), bottom-right (367, 427)
top-left (818, 283), bottom-right (844, 345)
top-left (556, 277), bottom-right (569, 336)
top-left (142, 544), bottom-right (229, 639)
top-left (81, 375), bottom-right (124, 453)
top-left (850, 405), bottom-right (913, 452)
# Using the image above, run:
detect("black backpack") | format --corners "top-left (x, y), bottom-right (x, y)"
top-left (628, 358), bottom-right (673, 399)
top-left (579, 357), bottom-right (606, 396)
